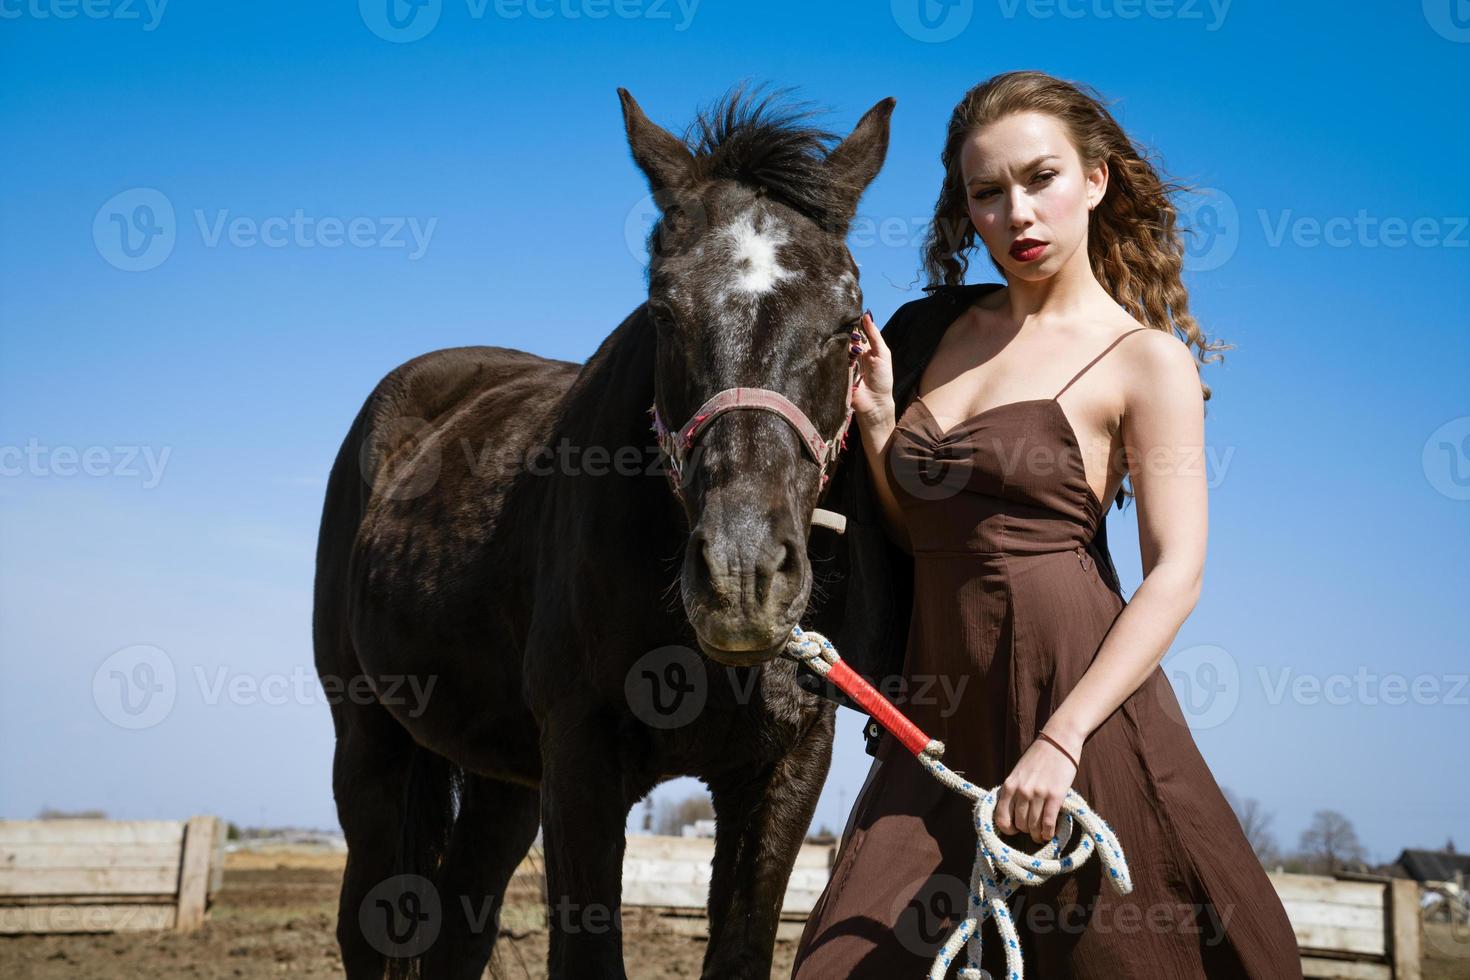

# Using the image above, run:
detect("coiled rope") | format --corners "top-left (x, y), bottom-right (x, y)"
top-left (785, 625), bottom-right (1133, 980)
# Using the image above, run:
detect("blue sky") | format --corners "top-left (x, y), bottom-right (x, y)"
top-left (1, 1), bottom-right (1466, 866)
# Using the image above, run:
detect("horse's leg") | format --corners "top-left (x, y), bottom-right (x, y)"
top-left (702, 706), bottom-right (836, 979)
top-left (423, 774), bottom-right (541, 980)
top-left (540, 710), bottom-right (633, 980)
top-left (331, 711), bottom-right (416, 980)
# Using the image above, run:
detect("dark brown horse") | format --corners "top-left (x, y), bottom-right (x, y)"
top-left (312, 85), bottom-right (896, 979)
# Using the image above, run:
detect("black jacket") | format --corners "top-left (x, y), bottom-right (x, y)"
top-left (801, 283), bottom-right (1123, 725)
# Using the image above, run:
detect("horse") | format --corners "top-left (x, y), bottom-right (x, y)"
top-left (312, 84), bottom-right (895, 979)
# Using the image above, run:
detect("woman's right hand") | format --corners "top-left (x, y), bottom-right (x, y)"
top-left (850, 310), bottom-right (895, 423)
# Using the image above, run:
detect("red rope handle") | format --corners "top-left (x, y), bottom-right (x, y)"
top-left (825, 660), bottom-right (932, 757)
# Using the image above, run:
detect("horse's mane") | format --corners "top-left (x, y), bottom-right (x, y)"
top-left (681, 82), bottom-right (849, 230)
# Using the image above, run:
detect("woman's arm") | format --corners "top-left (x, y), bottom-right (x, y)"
top-left (998, 329), bottom-right (1209, 844)
top-left (1045, 331), bottom-right (1208, 751)
top-left (852, 311), bottom-right (913, 555)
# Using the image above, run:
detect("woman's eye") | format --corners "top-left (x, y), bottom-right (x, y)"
top-left (973, 173), bottom-right (1055, 201)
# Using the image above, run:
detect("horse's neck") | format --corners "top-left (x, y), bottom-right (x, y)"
top-left (558, 305), bottom-right (658, 450)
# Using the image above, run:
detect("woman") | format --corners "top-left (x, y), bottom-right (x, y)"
top-left (792, 71), bottom-right (1303, 978)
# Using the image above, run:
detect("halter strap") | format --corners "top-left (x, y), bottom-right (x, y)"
top-left (1053, 328), bottom-right (1150, 401)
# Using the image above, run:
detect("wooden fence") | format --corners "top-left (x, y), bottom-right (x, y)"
top-left (0, 816), bottom-right (225, 935)
top-left (1269, 870), bottom-right (1422, 980)
top-left (595, 837), bottom-right (1425, 977)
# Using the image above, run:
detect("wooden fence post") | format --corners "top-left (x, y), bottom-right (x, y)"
top-left (174, 816), bottom-right (221, 933)
top-left (1388, 877), bottom-right (1422, 980)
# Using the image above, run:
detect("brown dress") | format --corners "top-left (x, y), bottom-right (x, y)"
top-left (792, 316), bottom-right (1304, 978)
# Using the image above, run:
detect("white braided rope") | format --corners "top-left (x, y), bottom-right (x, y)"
top-left (785, 626), bottom-right (1133, 980)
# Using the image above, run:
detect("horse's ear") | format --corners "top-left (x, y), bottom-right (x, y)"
top-left (825, 97), bottom-right (897, 219)
top-left (618, 88), bottom-right (695, 195)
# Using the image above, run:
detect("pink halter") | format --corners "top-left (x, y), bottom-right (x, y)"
top-left (649, 344), bottom-right (863, 504)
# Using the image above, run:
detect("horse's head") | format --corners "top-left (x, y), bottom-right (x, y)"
top-left (620, 85), bottom-right (894, 667)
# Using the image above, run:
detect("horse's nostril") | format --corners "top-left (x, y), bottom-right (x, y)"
top-left (776, 539), bottom-right (800, 576)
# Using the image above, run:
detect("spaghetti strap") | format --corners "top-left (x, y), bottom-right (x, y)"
top-left (1053, 328), bottom-right (1150, 400)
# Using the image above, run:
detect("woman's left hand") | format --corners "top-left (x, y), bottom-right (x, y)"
top-left (993, 732), bottom-right (1081, 845)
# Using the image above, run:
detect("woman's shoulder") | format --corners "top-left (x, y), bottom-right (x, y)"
top-left (886, 281), bottom-right (1005, 339)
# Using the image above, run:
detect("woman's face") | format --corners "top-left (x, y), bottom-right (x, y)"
top-left (960, 111), bottom-right (1106, 282)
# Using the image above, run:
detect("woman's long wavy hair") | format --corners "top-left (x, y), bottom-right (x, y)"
top-left (920, 70), bottom-right (1229, 509)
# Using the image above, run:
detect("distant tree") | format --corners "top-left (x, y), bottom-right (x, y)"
top-left (1297, 809), bottom-right (1366, 874)
top-left (806, 824), bottom-right (837, 844)
top-left (655, 792), bottom-right (714, 836)
top-left (37, 807), bottom-right (107, 820)
top-left (1222, 787), bottom-right (1279, 866)
top-left (226, 821), bottom-right (242, 841)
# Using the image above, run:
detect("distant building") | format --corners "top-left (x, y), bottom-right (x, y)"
top-left (680, 818), bottom-right (717, 839)
top-left (1389, 842), bottom-right (1470, 923)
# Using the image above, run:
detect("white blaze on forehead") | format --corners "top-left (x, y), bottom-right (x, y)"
top-left (716, 209), bottom-right (798, 298)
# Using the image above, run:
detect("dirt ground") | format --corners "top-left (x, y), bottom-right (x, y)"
top-left (0, 848), bottom-right (796, 979)
top-left (1, 849), bottom-right (1465, 979)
